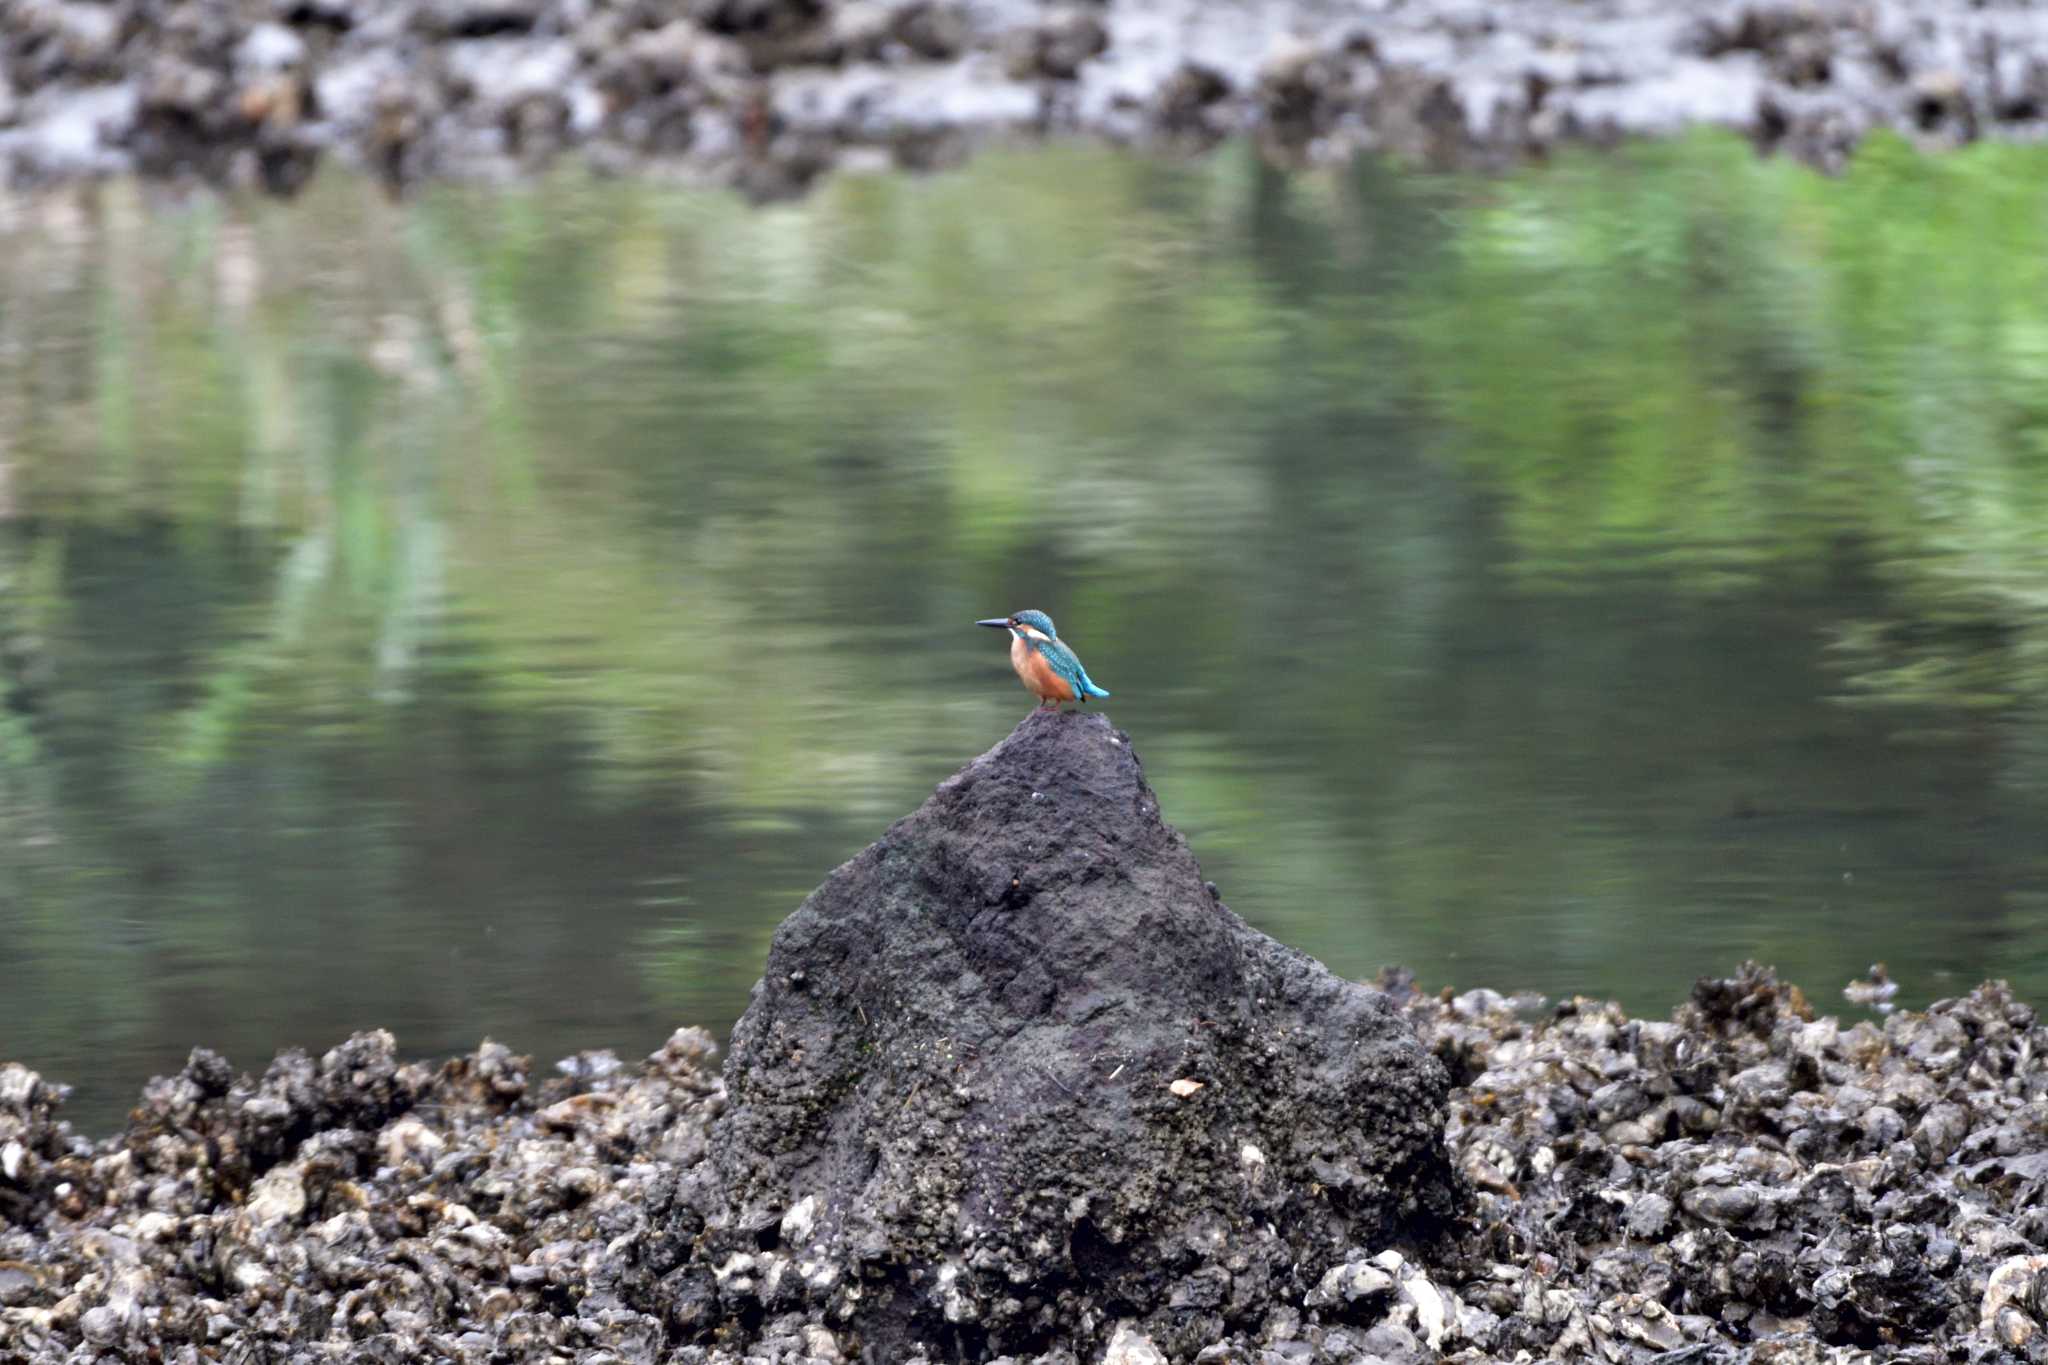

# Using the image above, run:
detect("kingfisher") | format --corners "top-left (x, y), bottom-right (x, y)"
top-left (976, 610), bottom-right (1112, 710)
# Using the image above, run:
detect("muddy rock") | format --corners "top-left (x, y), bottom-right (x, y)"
top-left (696, 710), bottom-right (1459, 1361)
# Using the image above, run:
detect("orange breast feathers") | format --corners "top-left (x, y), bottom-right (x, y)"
top-left (1010, 633), bottom-right (1076, 702)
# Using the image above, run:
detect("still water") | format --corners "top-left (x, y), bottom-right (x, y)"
top-left (5, 134), bottom-right (2048, 1130)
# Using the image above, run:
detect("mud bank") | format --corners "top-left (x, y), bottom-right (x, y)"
top-left (6, 0), bottom-right (2048, 197)
top-left (4, 716), bottom-right (2048, 1362)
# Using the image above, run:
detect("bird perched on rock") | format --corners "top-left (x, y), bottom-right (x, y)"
top-left (977, 610), bottom-right (1111, 710)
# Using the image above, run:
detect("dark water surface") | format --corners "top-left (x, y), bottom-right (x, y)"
top-left (6, 135), bottom-right (2048, 1131)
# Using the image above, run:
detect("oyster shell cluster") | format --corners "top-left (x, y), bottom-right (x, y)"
top-left (3, 962), bottom-right (2046, 1362)
top-left (6, 0), bottom-right (2048, 196)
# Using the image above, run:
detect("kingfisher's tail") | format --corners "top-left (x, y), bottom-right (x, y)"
top-left (1081, 678), bottom-right (1111, 699)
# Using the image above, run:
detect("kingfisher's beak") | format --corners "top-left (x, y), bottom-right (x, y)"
top-left (975, 618), bottom-right (1012, 630)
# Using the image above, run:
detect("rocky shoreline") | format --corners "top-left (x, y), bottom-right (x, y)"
top-left (6, 714), bottom-right (2048, 1363)
top-left (7, 0), bottom-right (2048, 198)
top-left (4, 967), bottom-right (2047, 1362)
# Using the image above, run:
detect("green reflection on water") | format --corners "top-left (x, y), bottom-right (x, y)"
top-left (4, 134), bottom-right (2048, 1129)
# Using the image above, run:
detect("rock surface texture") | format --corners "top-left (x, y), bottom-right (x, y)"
top-left (7, 0), bottom-right (2048, 195)
top-left (695, 710), bottom-right (1458, 1360)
